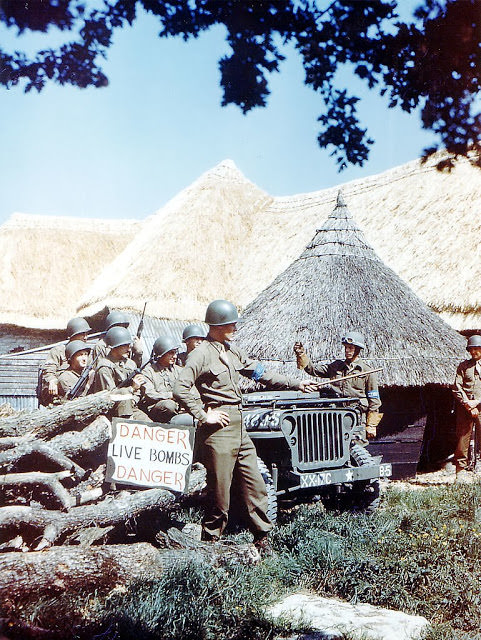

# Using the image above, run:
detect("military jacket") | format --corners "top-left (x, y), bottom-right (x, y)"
top-left (92, 355), bottom-right (141, 404)
top-left (57, 368), bottom-right (91, 400)
top-left (142, 362), bottom-right (183, 408)
top-left (174, 337), bottom-right (301, 423)
top-left (304, 356), bottom-right (381, 412)
top-left (42, 344), bottom-right (69, 383)
top-left (453, 359), bottom-right (481, 408)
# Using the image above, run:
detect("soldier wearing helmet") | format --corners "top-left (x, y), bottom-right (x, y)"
top-left (39, 317), bottom-right (92, 405)
top-left (294, 331), bottom-right (381, 444)
top-left (174, 299), bottom-right (317, 551)
top-left (452, 335), bottom-right (481, 481)
top-left (177, 324), bottom-right (206, 366)
top-left (140, 335), bottom-right (186, 422)
top-left (57, 341), bottom-right (93, 400)
top-left (92, 310), bottom-right (143, 367)
top-left (92, 326), bottom-right (149, 420)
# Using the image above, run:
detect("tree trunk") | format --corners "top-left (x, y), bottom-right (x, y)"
top-left (0, 391), bottom-right (118, 439)
top-left (0, 465), bottom-right (207, 549)
top-left (0, 528), bottom-right (259, 602)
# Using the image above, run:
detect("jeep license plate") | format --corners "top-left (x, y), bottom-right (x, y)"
top-left (379, 463), bottom-right (392, 478)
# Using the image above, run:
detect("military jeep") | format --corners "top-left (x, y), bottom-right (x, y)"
top-left (241, 389), bottom-right (392, 522)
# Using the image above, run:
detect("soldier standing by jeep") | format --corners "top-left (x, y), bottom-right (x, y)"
top-left (294, 331), bottom-right (381, 444)
top-left (173, 299), bottom-right (317, 552)
top-left (453, 334), bottom-right (481, 481)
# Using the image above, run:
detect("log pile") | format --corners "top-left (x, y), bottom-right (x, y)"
top-left (0, 393), bottom-right (261, 615)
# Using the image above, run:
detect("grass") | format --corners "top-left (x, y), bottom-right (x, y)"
top-left (4, 482), bottom-right (481, 639)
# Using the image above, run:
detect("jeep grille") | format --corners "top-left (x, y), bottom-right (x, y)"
top-left (292, 411), bottom-right (349, 471)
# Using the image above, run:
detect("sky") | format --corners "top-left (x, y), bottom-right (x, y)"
top-left (0, 2), bottom-right (436, 226)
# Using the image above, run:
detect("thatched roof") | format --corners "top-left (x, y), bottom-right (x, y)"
top-left (234, 193), bottom-right (467, 388)
top-left (76, 154), bottom-right (481, 331)
top-left (265, 152), bottom-right (481, 332)
top-left (77, 160), bottom-right (274, 320)
top-left (0, 213), bottom-right (142, 329)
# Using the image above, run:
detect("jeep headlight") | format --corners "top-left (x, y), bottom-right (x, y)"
top-left (342, 412), bottom-right (356, 432)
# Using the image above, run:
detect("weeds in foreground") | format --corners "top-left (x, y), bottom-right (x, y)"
top-left (4, 482), bottom-right (481, 639)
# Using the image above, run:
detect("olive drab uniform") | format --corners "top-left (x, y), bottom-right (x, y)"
top-left (141, 361), bottom-right (184, 422)
top-left (38, 344), bottom-right (69, 405)
top-left (92, 354), bottom-right (149, 420)
top-left (173, 337), bottom-right (303, 540)
top-left (453, 359), bottom-right (481, 471)
top-left (57, 368), bottom-right (91, 401)
top-left (302, 356), bottom-right (381, 442)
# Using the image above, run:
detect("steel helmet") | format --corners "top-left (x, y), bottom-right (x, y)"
top-left (205, 300), bottom-right (239, 326)
top-left (467, 335), bottom-right (481, 351)
top-left (66, 317), bottom-right (91, 338)
top-left (105, 311), bottom-right (129, 330)
top-left (342, 331), bottom-right (366, 350)
top-left (153, 335), bottom-right (180, 358)
top-left (182, 324), bottom-right (206, 341)
top-left (105, 326), bottom-right (132, 349)
top-left (65, 340), bottom-right (92, 362)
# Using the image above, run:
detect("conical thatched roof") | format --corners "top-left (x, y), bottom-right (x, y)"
top-left (267, 152), bottom-right (481, 332)
top-left (0, 213), bottom-right (142, 329)
top-left (76, 154), bottom-right (481, 331)
top-left (77, 160), bottom-right (274, 320)
top-left (234, 193), bottom-right (467, 387)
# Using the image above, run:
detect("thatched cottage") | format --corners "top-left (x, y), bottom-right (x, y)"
top-left (234, 193), bottom-right (468, 476)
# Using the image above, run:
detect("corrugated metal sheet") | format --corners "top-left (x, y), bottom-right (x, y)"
top-left (0, 395), bottom-right (39, 411)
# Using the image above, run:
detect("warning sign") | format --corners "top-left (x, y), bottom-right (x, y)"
top-left (106, 418), bottom-right (194, 493)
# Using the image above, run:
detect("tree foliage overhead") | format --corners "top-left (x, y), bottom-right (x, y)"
top-left (0, 0), bottom-right (479, 170)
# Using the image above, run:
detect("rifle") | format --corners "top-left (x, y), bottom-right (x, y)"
top-left (136, 302), bottom-right (147, 339)
top-left (67, 353), bottom-right (100, 400)
top-left (117, 352), bottom-right (154, 389)
top-left (0, 332), bottom-right (104, 359)
top-left (315, 367), bottom-right (383, 388)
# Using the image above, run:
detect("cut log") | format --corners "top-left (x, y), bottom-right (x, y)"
top-left (0, 441), bottom-right (86, 479)
top-left (0, 529), bottom-right (259, 602)
top-left (0, 464), bottom-right (207, 550)
top-left (0, 470), bottom-right (75, 510)
top-left (0, 391), bottom-right (117, 439)
top-left (48, 415), bottom-right (111, 458)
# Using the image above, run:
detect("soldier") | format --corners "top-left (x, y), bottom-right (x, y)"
top-left (294, 331), bottom-right (381, 443)
top-left (40, 317), bottom-right (92, 405)
top-left (141, 335), bottom-right (185, 422)
top-left (92, 326), bottom-right (149, 420)
top-left (173, 299), bottom-right (317, 553)
top-left (177, 324), bottom-right (206, 366)
top-left (57, 340), bottom-right (93, 400)
top-left (92, 310), bottom-right (143, 367)
top-left (453, 335), bottom-right (481, 481)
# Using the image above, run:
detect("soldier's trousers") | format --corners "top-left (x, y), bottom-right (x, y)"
top-left (198, 404), bottom-right (273, 539)
top-left (454, 406), bottom-right (481, 470)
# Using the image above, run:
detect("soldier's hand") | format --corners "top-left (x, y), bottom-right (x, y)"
top-left (132, 336), bottom-right (143, 354)
top-left (48, 379), bottom-right (58, 396)
top-left (471, 407), bottom-right (480, 418)
top-left (131, 374), bottom-right (145, 392)
top-left (299, 380), bottom-right (318, 393)
top-left (204, 407), bottom-right (230, 427)
top-left (293, 341), bottom-right (305, 356)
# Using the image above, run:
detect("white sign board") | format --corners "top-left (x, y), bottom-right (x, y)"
top-left (106, 418), bottom-right (194, 493)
